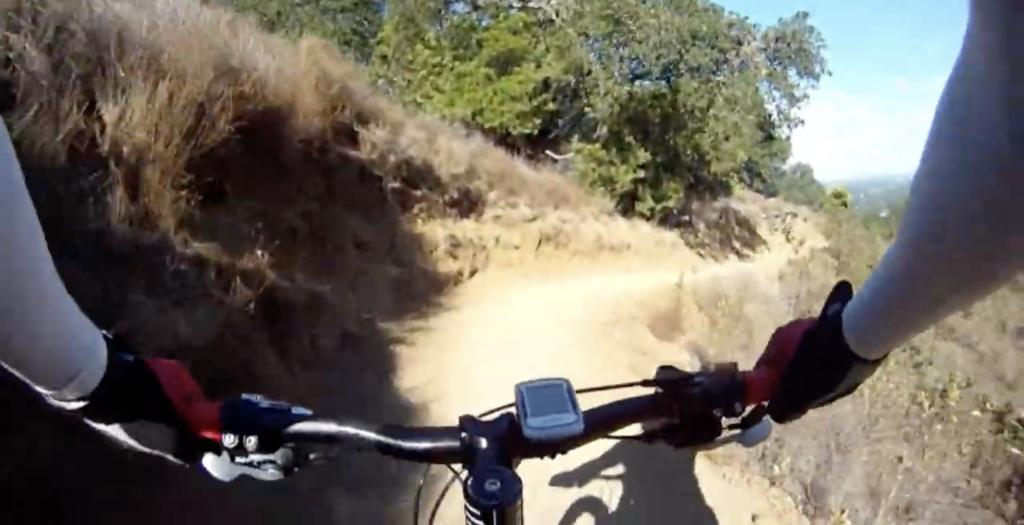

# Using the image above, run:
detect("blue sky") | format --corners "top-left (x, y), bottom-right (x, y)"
top-left (715, 0), bottom-right (968, 181)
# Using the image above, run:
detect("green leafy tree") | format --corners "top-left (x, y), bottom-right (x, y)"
top-left (556, 0), bottom-right (828, 218)
top-left (227, 0), bottom-right (384, 63)
top-left (772, 162), bottom-right (827, 206)
top-left (373, 0), bottom-right (583, 154)
top-left (758, 11), bottom-right (830, 133)
top-left (238, 0), bottom-right (830, 225)
top-left (825, 186), bottom-right (853, 209)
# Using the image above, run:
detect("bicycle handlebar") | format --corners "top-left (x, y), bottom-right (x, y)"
top-left (195, 362), bottom-right (781, 525)
top-left (518, 394), bottom-right (663, 459)
top-left (203, 362), bottom-right (780, 487)
top-left (282, 420), bottom-right (464, 463)
top-left (278, 366), bottom-right (778, 465)
top-left (281, 393), bottom-right (665, 465)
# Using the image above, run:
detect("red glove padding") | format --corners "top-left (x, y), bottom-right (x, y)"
top-left (143, 357), bottom-right (221, 441)
top-left (65, 334), bottom-right (221, 461)
top-left (746, 281), bottom-right (887, 424)
top-left (744, 318), bottom-right (816, 405)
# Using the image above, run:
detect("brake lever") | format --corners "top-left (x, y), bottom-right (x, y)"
top-left (199, 394), bottom-right (318, 482)
top-left (643, 363), bottom-right (772, 452)
top-left (640, 407), bottom-right (773, 452)
top-left (698, 416), bottom-right (772, 451)
top-left (727, 404), bottom-right (769, 432)
top-left (200, 446), bottom-right (303, 481)
top-left (199, 435), bottom-right (343, 482)
top-left (653, 363), bottom-right (746, 419)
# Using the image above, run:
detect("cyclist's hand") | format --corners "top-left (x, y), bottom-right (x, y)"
top-left (58, 334), bottom-right (311, 480)
top-left (52, 334), bottom-right (218, 463)
top-left (752, 281), bottom-right (887, 423)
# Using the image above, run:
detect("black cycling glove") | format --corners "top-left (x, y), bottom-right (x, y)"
top-left (766, 281), bottom-right (889, 424)
top-left (52, 333), bottom-right (219, 462)
top-left (73, 336), bottom-right (180, 424)
top-left (56, 333), bottom-right (315, 480)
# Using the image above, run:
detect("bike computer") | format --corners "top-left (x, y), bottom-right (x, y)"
top-left (514, 378), bottom-right (585, 442)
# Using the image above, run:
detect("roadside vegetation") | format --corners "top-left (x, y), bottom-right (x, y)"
top-left (677, 206), bottom-right (1023, 523)
top-left (725, 158), bottom-right (1021, 523)
top-left (767, 214), bottom-right (1022, 524)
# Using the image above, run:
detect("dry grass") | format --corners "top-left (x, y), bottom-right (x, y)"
top-left (660, 205), bottom-right (1024, 524)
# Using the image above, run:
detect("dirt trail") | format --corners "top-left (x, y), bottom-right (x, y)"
top-left (392, 236), bottom-right (817, 523)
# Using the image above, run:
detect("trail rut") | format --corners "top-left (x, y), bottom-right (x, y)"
top-left (391, 249), bottom-right (813, 524)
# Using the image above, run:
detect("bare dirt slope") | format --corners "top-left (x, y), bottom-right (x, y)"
top-left (392, 231), bottom-right (822, 524)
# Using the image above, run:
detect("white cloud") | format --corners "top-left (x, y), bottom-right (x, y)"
top-left (789, 76), bottom-right (946, 182)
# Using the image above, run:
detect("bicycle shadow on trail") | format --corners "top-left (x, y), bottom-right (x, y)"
top-left (550, 440), bottom-right (718, 525)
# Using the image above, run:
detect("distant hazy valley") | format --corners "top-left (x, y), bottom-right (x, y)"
top-left (826, 174), bottom-right (912, 215)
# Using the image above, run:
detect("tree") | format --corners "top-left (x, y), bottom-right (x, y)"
top-left (227, 0), bottom-right (385, 64)
top-left (238, 0), bottom-right (830, 225)
top-left (771, 162), bottom-right (827, 206)
top-left (825, 186), bottom-right (852, 209)
top-left (373, 2), bottom-right (580, 155)
top-left (758, 11), bottom-right (830, 133)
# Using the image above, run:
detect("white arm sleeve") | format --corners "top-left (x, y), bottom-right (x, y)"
top-left (0, 119), bottom-right (107, 400)
top-left (842, 0), bottom-right (1024, 360)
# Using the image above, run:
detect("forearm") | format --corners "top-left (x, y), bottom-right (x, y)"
top-left (0, 120), bottom-right (107, 400)
top-left (842, 1), bottom-right (1024, 360)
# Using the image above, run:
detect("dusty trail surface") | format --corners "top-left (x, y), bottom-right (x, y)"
top-left (392, 253), bottom-right (810, 525)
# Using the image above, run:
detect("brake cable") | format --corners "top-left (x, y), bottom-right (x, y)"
top-left (413, 379), bottom-right (649, 525)
top-left (425, 464), bottom-right (464, 525)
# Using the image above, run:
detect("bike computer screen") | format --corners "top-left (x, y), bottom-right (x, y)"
top-left (514, 378), bottom-right (585, 442)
